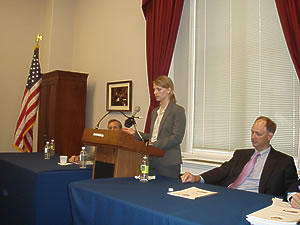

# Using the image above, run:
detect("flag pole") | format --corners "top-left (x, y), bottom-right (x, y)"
top-left (12, 34), bottom-right (43, 152)
top-left (35, 34), bottom-right (42, 47)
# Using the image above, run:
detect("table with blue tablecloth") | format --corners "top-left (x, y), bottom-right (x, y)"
top-left (0, 152), bottom-right (92, 225)
top-left (69, 176), bottom-right (274, 225)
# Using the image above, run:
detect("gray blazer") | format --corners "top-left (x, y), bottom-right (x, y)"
top-left (136, 101), bottom-right (186, 167)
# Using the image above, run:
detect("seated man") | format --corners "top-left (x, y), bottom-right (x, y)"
top-left (69, 119), bottom-right (122, 163)
top-left (181, 116), bottom-right (298, 197)
top-left (287, 180), bottom-right (300, 209)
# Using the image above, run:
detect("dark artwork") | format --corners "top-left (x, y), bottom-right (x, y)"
top-left (111, 87), bottom-right (128, 106)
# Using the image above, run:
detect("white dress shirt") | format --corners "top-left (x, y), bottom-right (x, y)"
top-left (237, 147), bottom-right (270, 192)
top-left (150, 104), bottom-right (168, 143)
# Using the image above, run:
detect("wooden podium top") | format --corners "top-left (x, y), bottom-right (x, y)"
top-left (81, 128), bottom-right (165, 157)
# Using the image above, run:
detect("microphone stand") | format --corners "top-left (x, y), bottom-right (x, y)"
top-left (133, 120), bottom-right (145, 143)
top-left (95, 111), bottom-right (111, 129)
top-left (120, 111), bottom-right (130, 119)
top-left (121, 111), bottom-right (145, 144)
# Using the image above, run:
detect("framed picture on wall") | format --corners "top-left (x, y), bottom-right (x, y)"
top-left (106, 80), bottom-right (132, 112)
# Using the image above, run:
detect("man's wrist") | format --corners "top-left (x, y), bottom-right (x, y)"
top-left (198, 175), bottom-right (205, 183)
top-left (287, 192), bottom-right (297, 203)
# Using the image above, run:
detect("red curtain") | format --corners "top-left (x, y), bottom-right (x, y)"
top-left (275, 0), bottom-right (300, 80)
top-left (142, 0), bottom-right (184, 132)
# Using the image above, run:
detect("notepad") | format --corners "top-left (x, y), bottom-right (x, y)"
top-left (167, 187), bottom-right (218, 200)
top-left (246, 198), bottom-right (300, 225)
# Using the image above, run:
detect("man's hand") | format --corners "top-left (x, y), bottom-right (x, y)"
top-left (69, 155), bottom-right (80, 163)
top-left (291, 193), bottom-right (300, 209)
top-left (180, 172), bottom-right (201, 183)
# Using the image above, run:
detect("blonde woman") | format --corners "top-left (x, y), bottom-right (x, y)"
top-left (123, 76), bottom-right (186, 178)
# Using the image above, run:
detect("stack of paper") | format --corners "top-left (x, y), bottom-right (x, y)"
top-left (246, 198), bottom-right (300, 225)
top-left (167, 186), bottom-right (218, 200)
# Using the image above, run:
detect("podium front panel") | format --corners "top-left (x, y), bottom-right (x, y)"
top-left (93, 146), bottom-right (140, 179)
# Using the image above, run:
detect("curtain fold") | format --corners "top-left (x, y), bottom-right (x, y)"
top-left (275, 0), bottom-right (300, 80)
top-left (142, 0), bottom-right (184, 132)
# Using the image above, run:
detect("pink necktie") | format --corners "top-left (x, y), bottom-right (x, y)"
top-left (228, 152), bottom-right (260, 189)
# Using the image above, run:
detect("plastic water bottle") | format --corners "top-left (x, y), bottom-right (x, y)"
top-left (44, 141), bottom-right (50, 159)
top-left (80, 147), bottom-right (87, 168)
top-left (50, 139), bottom-right (55, 156)
top-left (140, 155), bottom-right (149, 183)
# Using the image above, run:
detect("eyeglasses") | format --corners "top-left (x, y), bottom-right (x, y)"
top-left (108, 126), bottom-right (120, 130)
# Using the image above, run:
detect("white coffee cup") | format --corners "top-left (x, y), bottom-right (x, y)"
top-left (60, 156), bottom-right (68, 165)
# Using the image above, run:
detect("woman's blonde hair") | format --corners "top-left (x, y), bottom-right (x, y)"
top-left (153, 76), bottom-right (176, 103)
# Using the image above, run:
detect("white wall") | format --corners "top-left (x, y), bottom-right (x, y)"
top-left (70, 0), bottom-right (149, 130)
top-left (0, 0), bottom-right (48, 152)
top-left (0, 0), bottom-right (153, 152)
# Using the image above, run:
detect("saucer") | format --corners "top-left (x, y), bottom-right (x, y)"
top-left (57, 162), bottom-right (72, 166)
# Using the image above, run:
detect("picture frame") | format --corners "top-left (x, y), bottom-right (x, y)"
top-left (106, 80), bottom-right (132, 112)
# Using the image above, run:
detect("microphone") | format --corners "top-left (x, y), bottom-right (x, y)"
top-left (131, 106), bottom-right (141, 117)
top-left (125, 106), bottom-right (141, 128)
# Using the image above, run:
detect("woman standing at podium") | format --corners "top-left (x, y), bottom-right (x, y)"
top-left (123, 76), bottom-right (186, 178)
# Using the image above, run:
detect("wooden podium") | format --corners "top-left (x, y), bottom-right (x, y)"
top-left (81, 128), bottom-right (165, 179)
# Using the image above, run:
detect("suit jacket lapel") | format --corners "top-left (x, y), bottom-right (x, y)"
top-left (229, 149), bottom-right (254, 184)
top-left (150, 108), bottom-right (158, 139)
top-left (157, 102), bottom-right (172, 137)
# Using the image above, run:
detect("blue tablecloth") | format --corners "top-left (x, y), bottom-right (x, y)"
top-left (69, 177), bottom-right (274, 225)
top-left (0, 152), bottom-right (92, 225)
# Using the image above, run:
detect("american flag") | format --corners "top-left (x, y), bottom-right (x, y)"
top-left (13, 46), bottom-right (42, 152)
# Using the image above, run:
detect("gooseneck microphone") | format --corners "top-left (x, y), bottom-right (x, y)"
top-left (95, 111), bottom-right (111, 129)
top-left (122, 106), bottom-right (144, 142)
top-left (125, 106), bottom-right (141, 128)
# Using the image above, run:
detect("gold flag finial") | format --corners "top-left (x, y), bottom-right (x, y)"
top-left (35, 34), bottom-right (43, 46)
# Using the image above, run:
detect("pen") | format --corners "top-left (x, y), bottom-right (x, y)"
top-left (282, 209), bottom-right (298, 213)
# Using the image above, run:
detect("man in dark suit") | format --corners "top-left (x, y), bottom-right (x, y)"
top-left (181, 116), bottom-right (298, 197)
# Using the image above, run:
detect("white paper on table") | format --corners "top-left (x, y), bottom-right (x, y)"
top-left (167, 186), bottom-right (218, 200)
top-left (246, 198), bottom-right (300, 225)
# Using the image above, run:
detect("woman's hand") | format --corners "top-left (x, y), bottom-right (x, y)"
top-left (122, 127), bottom-right (135, 135)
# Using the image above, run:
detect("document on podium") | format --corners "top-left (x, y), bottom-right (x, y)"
top-left (167, 187), bottom-right (218, 200)
top-left (246, 198), bottom-right (300, 225)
